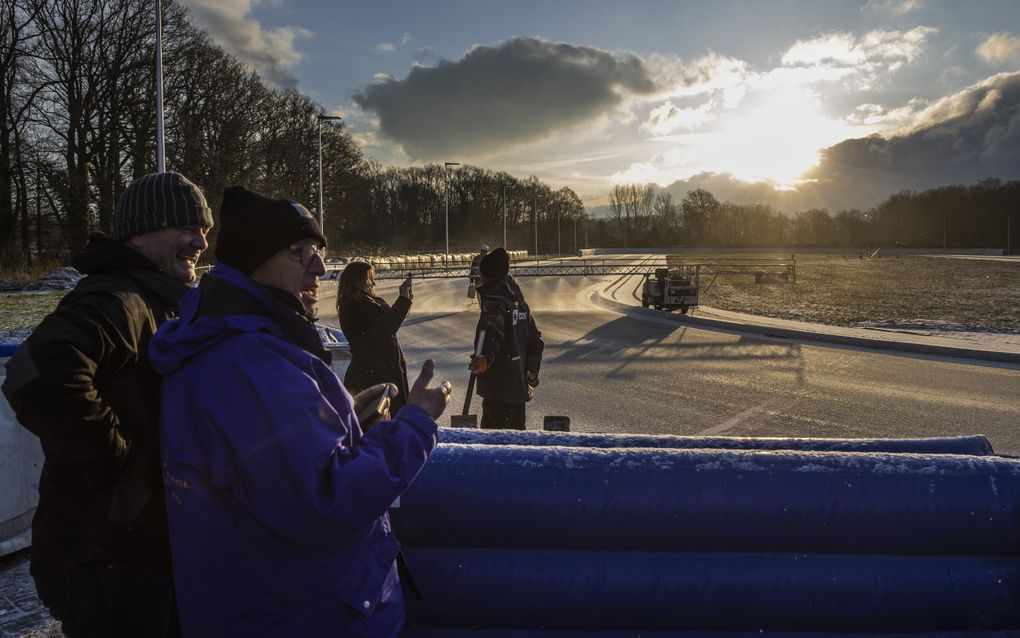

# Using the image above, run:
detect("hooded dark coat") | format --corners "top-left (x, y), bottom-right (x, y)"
top-left (473, 275), bottom-right (544, 404)
top-left (1, 234), bottom-right (187, 577)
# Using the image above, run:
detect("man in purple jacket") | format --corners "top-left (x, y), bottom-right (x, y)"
top-left (149, 186), bottom-right (451, 637)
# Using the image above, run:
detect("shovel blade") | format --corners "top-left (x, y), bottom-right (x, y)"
top-left (450, 414), bottom-right (478, 428)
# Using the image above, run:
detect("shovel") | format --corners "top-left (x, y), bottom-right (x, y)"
top-left (450, 329), bottom-right (485, 428)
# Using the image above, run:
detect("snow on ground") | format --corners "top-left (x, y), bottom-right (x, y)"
top-left (2, 267), bottom-right (82, 293)
top-left (853, 320), bottom-right (1020, 348)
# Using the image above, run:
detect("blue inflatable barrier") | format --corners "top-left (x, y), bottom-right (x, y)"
top-left (392, 439), bottom-right (1020, 633)
top-left (394, 445), bottom-right (1020, 554)
top-left (438, 428), bottom-right (996, 455)
top-left (0, 343), bottom-right (18, 358)
top-left (404, 548), bottom-right (1020, 631)
top-left (404, 630), bottom-right (1020, 637)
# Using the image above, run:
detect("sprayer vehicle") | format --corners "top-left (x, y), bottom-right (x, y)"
top-left (641, 268), bottom-right (699, 313)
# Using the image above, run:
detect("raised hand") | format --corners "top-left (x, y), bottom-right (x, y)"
top-left (406, 359), bottom-right (452, 419)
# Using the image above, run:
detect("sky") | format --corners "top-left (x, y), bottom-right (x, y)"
top-left (180, 0), bottom-right (1020, 211)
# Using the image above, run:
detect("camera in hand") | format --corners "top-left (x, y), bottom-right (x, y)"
top-left (357, 390), bottom-right (391, 430)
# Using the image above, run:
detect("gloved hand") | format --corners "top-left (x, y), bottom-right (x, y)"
top-left (526, 371), bottom-right (539, 388)
top-left (469, 355), bottom-right (489, 374)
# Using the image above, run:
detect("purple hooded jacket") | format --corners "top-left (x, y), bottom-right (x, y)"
top-left (149, 264), bottom-right (437, 637)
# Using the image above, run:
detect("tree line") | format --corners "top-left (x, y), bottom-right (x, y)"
top-left (596, 179), bottom-right (1018, 252)
top-left (0, 0), bottom-right (585, 269)
top-left (2, 0), bottom-right (1016, 271)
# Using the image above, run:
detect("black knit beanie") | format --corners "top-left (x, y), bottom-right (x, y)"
top-left (479, 246), bottom-right (510, 280)
top-left (114, 172), bottom-right (213, 240)
top-left (215, 186), bottom-right (327, 275)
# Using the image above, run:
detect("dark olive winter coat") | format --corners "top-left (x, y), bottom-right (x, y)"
top-left (1, 234), bottom-right (188, 577)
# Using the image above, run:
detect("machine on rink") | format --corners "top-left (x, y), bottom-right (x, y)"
top-left (641, 268), bottom-right (699, 313)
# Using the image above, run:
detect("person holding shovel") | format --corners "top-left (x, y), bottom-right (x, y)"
top-left (468, 247), bottom-right (544, 429)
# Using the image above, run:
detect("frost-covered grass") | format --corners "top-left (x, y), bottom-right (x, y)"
top-left (695, 253), bottom-right (1020, 333)
top-left (0, 291), bottom-right (63, 340)
top-left (0, 292), bottom-right (63, 342)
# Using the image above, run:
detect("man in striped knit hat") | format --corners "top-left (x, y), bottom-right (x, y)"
top-left (2, 172), bottom-right (212, 637)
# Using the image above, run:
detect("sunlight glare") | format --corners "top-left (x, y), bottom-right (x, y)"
top-left (618, 87), bottom-right (877, 189)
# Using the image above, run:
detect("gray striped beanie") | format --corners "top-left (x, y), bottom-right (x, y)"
top-left (113, 172), bottom-right (213, 240)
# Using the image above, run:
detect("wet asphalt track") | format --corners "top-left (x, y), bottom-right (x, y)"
top-left (321, 255), bottom-right (1020, 455)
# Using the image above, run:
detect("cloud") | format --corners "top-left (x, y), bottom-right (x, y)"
top-left (181, 0), bottom-right (311, 89)
top-left (976, 33), bottom-right (1020, 65)
top-left (780, 27), bottom-right (937, 88)
top-left (353, 37), bottom-right (660, 159)
top-left (641, 99), bottom-right (717, 135)
top-left (641, 71), bottom-right (1020, 212)
top-left (800, 71), bottom-right (1020, 209)
top-left (862, 0), bottom-right (922, 17)
top-left (414, 48), bottom-right (438, 65)
top-left (648, 52), bottom-right (753, 106)
top-left (377, 34), bottom-right (413, 53)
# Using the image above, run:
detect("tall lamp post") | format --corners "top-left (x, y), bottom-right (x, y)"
top-left (317, 114), bottom-right (343, 234)
top-left (502, 185), bottom-right (507, 249)
top-left (557, 204), bottom-right (561, 256)
top-left (444, 162), bottom-right (460, 258)
top-left (155, 0), bottom-right (165, 172)
top-left (532, 181), bottom-right (538, 258)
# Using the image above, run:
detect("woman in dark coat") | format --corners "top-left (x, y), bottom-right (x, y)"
top-left (337, 262), bottom-right (414, 411)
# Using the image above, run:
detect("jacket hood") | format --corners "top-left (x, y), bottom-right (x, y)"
top-left (149, 263), bottom-right (327, 376)
top-left (72, 232), bottom-right (159, 275)
top-left (478, 274), bottom-right (523, 302)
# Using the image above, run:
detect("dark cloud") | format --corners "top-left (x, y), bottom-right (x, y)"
top-left (801, 71), bottom-right (1020, 209)
top-left (661, 72), bottom-right (1020, 212)
top-left (353, 37), bottom-right (659, 159)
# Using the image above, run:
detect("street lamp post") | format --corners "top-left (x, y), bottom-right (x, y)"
top-left (502, 185), bottom-right (507, 249)
top-left (444, 162), bottom-right (460, 259)
top-left (557, 204), bottom-right (561, 256)
top-left (317, 114), bottom-right (343, 235)
top-left (532, 187), bottom-right (538, 258)
top-left (155, 0), bottom-right (165, 172)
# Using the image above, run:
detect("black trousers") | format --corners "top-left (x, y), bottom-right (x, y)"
top-left (480, 398), bottom-right (526, 429)
top-left (33, 563), bottom-right (179, 638)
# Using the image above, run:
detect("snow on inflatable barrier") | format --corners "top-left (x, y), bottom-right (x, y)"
top-left (438, 427), bottom-right (996, 455)
top-left (395, 430), bottom-right (1020, 633)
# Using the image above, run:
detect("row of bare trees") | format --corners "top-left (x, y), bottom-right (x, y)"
top-left (357, 164), bottom-right (585, 253)
top-left (0, 0), bottom-right (586, 269)
top-left (602, 181), bottom-right (1019, 251)
top-left (1, 0), bottom-right (379, 267)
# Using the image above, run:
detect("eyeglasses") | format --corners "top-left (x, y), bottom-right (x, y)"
top-left (289, 242), bottom-right (326, 267)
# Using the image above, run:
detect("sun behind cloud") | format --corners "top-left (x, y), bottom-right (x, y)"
top-left (619, 87), bottom-right (875, 188)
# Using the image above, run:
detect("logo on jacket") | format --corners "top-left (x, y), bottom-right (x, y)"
top-left (512, 308), bottom-right (528, 325)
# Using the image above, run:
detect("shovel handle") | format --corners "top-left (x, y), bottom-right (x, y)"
top-left (462, 329), bottom-right (486, 416)
top-left (461, 373), bottom-right (476, 416)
